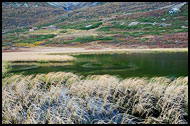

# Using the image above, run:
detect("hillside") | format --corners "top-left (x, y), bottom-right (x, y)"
top-left (67, 2), bottom-right (180, 20)
top-left (2, 2), bottom-right (180, 31)
top-left (47, 2), bottom-right (105, 11)
top-left (2, 2), bottom-right (67, 30)
top-left (2, 2), bottom-right (105, 31)
top-left (2, 2), bottom-right (188, 51)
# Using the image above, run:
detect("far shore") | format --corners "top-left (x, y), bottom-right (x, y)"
top-left (2, 47), bottom-right (188, 53)
top-left (2, 47), bottom-right (188, 62)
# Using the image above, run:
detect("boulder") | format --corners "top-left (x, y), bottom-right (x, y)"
top-left (181, 26), bottom-right (188, 29)
top-left (128, 21), bottom-right (139, 26)
top-left (161, 18), bottom-right (166, 21)
top-left (160, 23), bottom-right (170, 27)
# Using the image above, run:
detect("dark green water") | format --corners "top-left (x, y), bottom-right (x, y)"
top-left (10, 52), bottom-right (188, 78)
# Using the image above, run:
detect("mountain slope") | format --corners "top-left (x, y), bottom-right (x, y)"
top-left (2, 2), bottom-right (105, 30)
top-left (2, 2), bottom-right (185, 32)
top-left (47, 2), bottom-right (104, 11)
top-left (2, 2), bottom-right (188, 50)
top-left (67, 2), bottom-right (181, 20)
top-left (2, 2), bottom-right (66, 30)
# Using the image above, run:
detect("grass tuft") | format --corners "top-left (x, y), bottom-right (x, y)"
top-left (2, 72), bottom-right (188, 124)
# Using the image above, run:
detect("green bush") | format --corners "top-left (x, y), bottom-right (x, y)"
top-left (60, 30), bottom-right (67, 33)
top-left (62, 40), bottom-right (73, 44)
top-left (97, 26), bottom-right (113, 31)
top-left (74, 36), bottom-right (95, 43)
top-left (98, 36), bottom-right (114, 41)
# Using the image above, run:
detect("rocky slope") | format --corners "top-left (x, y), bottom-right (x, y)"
top-left (2, 2), bottom-right (105, 30)
top-left (2, 2), bottom-right (67, 30)
top-left (2, 2), bottom-right (181, 31)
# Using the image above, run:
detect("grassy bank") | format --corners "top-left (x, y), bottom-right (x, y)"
top-left (2, 72), bottom-right (188, 124)
top-left (2, 61), bottom-right (11, 78)
top-left (47, 48), bottom-right (188, 56)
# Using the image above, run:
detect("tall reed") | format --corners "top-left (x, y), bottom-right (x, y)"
top-left (2, 72), bottom-right (188, 124)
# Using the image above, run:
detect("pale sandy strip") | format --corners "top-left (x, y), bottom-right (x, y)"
top-left (2, 47), bottom-right (187, 62)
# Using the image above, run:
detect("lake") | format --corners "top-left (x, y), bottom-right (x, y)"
top-left (10, 52), bottom-right (188, 78)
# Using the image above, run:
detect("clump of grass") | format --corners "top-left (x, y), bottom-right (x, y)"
top-left (3, 53), bottom-right (75, 63)
top-left (97, 26), bottom-right (113, 31)
top-left (2, 72), bottom-right (188, 124)
top-left (2, 61), bottom-right (11, 78)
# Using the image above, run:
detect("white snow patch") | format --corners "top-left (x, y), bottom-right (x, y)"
top-left (85, 24), bottom-right (92, 28)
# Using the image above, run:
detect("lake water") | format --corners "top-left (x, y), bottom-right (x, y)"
top-left (10, 52), bottom-right (188, 78)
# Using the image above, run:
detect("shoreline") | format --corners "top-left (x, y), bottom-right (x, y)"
top-left (2, 47), bottom-right (188, 53)
top-left (2, 47), bottom-right (188, 62)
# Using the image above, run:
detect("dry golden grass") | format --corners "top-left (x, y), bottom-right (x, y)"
top-left (2, 72), bottom-right (188, 124)
top-left (2, 52), bottom-right (75, 62)
top-left (53, 28), bottom-right (98, 39)
top-left (26, 29), bottom-right (62, 35)
top-left (44, 48), bottom-right (188, 56)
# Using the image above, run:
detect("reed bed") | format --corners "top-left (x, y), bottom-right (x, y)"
top-left (2, 52), bottom-right (75, 62)
top-left (2, 72), bottom-right (188, 124)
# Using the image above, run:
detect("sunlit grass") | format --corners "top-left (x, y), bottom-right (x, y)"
top-left (47, 48), bottom-right (188, 56)
top-left (2, 52), bottom-right (75, 63)
top-left (26, 29), bottom-right (61, 34)
top-left (2, 72), bottom-right (188, 124)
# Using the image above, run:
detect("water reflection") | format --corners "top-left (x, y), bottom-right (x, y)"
top-left (10, 52), bottom-right (188, 78)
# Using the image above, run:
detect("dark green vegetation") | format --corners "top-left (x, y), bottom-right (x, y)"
top-left (3, 34), bottom-right (56, 47)
top-left (60, 30), bottom-right (67, 33)
top-left (57, 20), bottom-right (102, 30)
top-left (10, 52), bottom-right (188, 78)
top-left (61, 36), bottom-right (114, 44)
